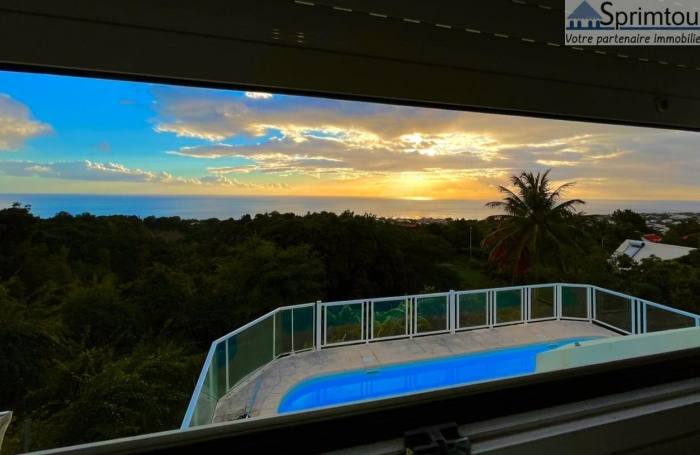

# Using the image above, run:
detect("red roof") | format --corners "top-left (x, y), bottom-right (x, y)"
top-left (643, 234), bottom-right (663, 243)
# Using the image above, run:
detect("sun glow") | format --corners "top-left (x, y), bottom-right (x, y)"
top-left (400, 196), bottom-right (434, 201)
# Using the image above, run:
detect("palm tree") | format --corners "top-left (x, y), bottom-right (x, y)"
top-left (481, 170), bottom-right (587, 278)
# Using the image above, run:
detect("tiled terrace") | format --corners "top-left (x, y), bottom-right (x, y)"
top-left (213, 320), bottom-right (617, 422)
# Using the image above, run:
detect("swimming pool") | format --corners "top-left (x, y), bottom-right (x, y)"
top-left (278, 337), bottom-right (596, 413)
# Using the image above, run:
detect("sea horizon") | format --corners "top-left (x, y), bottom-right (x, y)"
top-left (2, 193), bottom-right (700, 221)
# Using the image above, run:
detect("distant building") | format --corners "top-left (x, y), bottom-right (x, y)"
top-left (613, 239), bottom-right (696, 264)
top-left (649, 224), bottom-right (670, 233)
top-left (643, 234), bottom-right (663, 244)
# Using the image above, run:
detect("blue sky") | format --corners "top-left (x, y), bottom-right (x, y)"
top-left (1, 69), bottom-right (700, 200)
top-left (0, 72), bottom-right (261, 178)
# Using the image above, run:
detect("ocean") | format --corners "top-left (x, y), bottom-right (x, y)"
top-left (1, 194), bottom-right (700, 220)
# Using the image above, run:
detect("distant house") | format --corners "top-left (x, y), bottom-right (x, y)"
top-left (643, 234), bottom-right (663, 244)
top-left (613, 239), bottom-right (696, 264)
top-left (567, 1), bottom-right (603, 29)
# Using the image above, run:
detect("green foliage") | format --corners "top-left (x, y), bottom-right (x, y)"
top-left (0, 203), bottom-right (473, 452)
top-left (594, 209), bottom-right (651, 248)
top-left (2, 196), bottom-right (700, 453)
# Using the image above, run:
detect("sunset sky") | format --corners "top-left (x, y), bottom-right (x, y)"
top-left (1, 70), bottom-right (699, 201)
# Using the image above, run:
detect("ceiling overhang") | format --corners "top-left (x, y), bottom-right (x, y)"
top-left (1, 0), bottom-right (699, 130)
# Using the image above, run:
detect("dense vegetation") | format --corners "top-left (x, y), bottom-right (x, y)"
top-left (2, 195), bottom-right (700, 452)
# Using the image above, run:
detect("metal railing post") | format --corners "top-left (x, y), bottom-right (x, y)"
top-left (225, 339), bottom-right (230, 392)
top-left (409, 297), bottom-right (414, 339)
top-left (450, 290), bottom-right (456, 333)
top-left (208, 358), bottom-right (215, 399)
top-left (315, 301), bottom-right (322, 350)
top-left (367, 301), bottom-right (372, 344)
top-left (631, 299), bottom-right (636, 335)
top-left (272, 312), bottom-right (276, 358)
top-left (412, 297), bottom-right (418, 337)
top-left (367, 301), bottom-right (371, 342)
top-left (523, 286), bottom-right (528, 324)
top-left (404, 298), bottom-right (409, 337)
top-left (592, 287), bottom-right (597, 321)
top-left (586, 286), bottom-right (592, 322)
top-left (643, 302), bottom-right (649, 333)
top-left (291, 309), bottom-right (295, 354)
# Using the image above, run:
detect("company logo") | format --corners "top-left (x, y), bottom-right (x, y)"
top-left (566, 1), bottom-right (613, 30)
top-left (565, 0), bottom-right (700, 46)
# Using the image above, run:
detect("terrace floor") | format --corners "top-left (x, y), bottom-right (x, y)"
top-left (213, 320), bottom-right (618, 423)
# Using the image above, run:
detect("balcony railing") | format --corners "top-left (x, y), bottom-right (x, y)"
top-left (181, 283), bottom-right (700, 429)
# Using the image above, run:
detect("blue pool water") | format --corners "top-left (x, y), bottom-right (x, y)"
top-left (278, 338), bottom-right (596, 413)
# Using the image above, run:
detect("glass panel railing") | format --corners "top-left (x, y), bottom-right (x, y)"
top-left (215, 341), bottom-right (227, 398)
top-left (275, 308), bottom-right (293, 357)
top-left (324, 303), bottom-right (363, 345)
top-left (645, 304), bottom-right (698, 333)
top-left (416, 295), bottom-right (449, 334)
top-left (594, 289), bottom-right (633, 333)
top-left (185, 283), bottom-right (700, 429)
top-left (495, 289), bottom-right (522, 324)
top-left (292, 306), bottom-right (315, 351)
top-left (561, 286), bottom-right (588, 319)
top-left (372, 298), bottom-right (408, 339)
top-left (458, 292), bottom-right (488, 328)
top-left (226, 315), bottom-right (275, 388)
top-left (190, 362), bottom-right (218, 427)
top-left (529, 287), bottom-right (555, 320)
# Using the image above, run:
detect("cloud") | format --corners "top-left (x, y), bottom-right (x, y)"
top-left (198, 174), bottom-right (255, 188)
top-left (245, 92), bottom-right (273, 99)
top-left (169, 134), bottom-right (502, 181)
top-left (25, 165), bottom-right (51, 172)
top-left (536, 160), bottom-right (578, 166)
top-left (148, 85), bottom-right (700, 199)
top-left (0, 159), bottom-right (288, 189)
top-left (0, 93), bottom-right (53, 150)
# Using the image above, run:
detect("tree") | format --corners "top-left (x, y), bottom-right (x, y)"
top-left (606, 209), bottom-right (648, 245)
top-left (481, 170), bottom-right (587, 278)
top-left (0, 281), bottom-right (61, 411)
top-left (214, 236), bottom-right (326, 327)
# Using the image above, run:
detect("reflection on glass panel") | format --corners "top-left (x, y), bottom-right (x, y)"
top-left (530, 286), bottom-right (556, 319)
top-left (530, 287), bottom-right (555, 320)
top-left (595, 290), bottom-right (632, 332)
top-left (458, 293), bottom-right (488, 328)
top-left (416, 296), bottom-right (448, 333)
top-left (215, 341), bottom-right (226, 397)
top-left (646, 305), bottom-right (697, 333)
top-left (325, 304), bottom-right (363, 345)
top-left (275, 309), bottom-right (293, 357)
top-left (372, 299), bottom-right (408, 339)
top-left (496, 289), bottom-right (521, 324)
top-left (293, 306), bottom-right (315, 351)
top-left (562, 286), bottom-right (588, 319)
top-left (227, 315), bottom-right (275, 389)
top-left (192, 364), bottom-right (218, 426)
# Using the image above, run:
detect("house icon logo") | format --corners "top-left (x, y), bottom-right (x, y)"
top-left (567, 0), bottom-right (603, 29)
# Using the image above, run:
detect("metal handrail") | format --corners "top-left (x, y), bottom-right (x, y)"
top-left (181, 283), bottom-right (700, 429)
